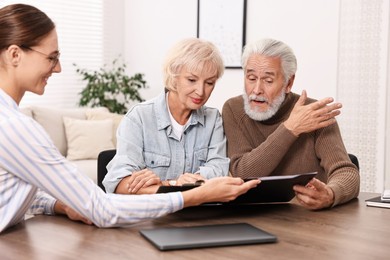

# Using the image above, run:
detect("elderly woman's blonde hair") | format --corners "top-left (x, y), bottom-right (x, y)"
top-left (163, 38), bottom-right (224, 91)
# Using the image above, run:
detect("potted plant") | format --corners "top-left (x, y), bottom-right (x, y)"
top-left (74, 59), bottom-right (147, 114)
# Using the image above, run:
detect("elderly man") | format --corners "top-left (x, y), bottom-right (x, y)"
top-left (222, 38), bottom-right (359, 210)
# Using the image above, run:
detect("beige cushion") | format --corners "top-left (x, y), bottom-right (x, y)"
top-left (72, 159), bottom-right (98, 183)
top-left (63, 117), bottom-right (115, 160)
top-left (86, 110), bottom-right (124, 146)
top-left (31, 106), bottom-right (109, 156)
top-left (31, 106), bottom-right (87, 156)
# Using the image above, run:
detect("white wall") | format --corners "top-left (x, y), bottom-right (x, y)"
top-left (336, 0), bottom-right (390, 192)
top-left (124, 0), bottom-right (198, 101)
top-left (124, 0), bottom-right (340, 111)
top-left (103, 1), bottom-right (125, 64)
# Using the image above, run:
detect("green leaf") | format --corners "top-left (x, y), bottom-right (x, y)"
top-left (74, 57), bottom-right (148, 114)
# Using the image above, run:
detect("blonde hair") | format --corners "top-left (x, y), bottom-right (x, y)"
top-left (163, 38), bottom-right (224, 91)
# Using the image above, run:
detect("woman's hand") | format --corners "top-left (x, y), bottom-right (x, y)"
top-left (182, 177), bottom-right (260, 207)
top-left (176, 173), bottom-right (205, 185)
top-left (54, 201), bottom-right (93, 225)
top-left (115, 169), bottom-right (162, 194)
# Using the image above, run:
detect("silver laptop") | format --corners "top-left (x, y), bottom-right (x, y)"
top-left (139, 223), bottom-right (277, 251)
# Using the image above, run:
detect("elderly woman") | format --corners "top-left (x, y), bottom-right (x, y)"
top-left (103, 38), bottom-right (230, 194)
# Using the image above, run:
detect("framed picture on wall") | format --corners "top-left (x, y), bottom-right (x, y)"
top-left (197, 0), bottom-right (247, 69)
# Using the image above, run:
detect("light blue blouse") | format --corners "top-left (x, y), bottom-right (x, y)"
top-left (103, 92), bottom-right (229, 193)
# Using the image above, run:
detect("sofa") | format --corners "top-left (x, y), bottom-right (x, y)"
top-left (20, 106), bottom-right (123, 183)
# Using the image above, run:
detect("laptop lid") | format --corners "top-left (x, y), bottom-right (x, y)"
top-left (139, 223), bottom-right (277, 251)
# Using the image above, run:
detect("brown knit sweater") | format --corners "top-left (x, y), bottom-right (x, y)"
top-left (222, 92), bottom-right (360, 207)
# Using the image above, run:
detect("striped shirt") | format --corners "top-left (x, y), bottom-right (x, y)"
top-left (0, 89), bottom-right (183, 233)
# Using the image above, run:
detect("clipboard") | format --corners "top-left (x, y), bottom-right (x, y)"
top-left (156, 172), bottom-right (317, 204)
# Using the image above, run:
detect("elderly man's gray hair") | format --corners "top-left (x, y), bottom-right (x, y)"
top-left (241, 38), bottom-right (297, 85)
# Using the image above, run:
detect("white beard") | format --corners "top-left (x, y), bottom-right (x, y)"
top-left (243, 89), bottom-right (286, 121)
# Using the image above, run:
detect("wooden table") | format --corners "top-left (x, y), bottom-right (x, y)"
top-left (1, 193), bottom-right (388, 260)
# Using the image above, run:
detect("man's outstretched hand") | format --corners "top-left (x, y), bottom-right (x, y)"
top-left (284, 90), bottom-right (342, 136)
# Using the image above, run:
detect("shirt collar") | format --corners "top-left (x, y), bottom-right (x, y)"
top-left (0, 88), bottom-right (19, 110)
top-left (154, 91), bottom-right (206, 131)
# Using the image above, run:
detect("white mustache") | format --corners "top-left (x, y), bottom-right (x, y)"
top-left (249, 94), bottom-right (268, 103)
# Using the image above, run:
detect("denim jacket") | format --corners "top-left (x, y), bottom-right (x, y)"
top-left (103, 92), bottom-right (229, 193)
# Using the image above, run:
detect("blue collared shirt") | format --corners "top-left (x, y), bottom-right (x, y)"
top-left (103, 92), bottom-right (229, 193)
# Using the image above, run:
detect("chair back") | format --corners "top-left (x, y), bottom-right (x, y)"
top-left (97, 149), bottom-right (116, 192)
top-left (348, 153), bottom-right (359, 169)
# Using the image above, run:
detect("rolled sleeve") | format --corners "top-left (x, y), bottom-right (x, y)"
top-left (27, 190), bottom-right (57, 216)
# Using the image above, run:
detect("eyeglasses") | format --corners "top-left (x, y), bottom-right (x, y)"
top-left (20, 45), bottom-right (60, 70)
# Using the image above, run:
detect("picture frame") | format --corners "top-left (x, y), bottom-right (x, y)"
top-left (197, 0), bottom-right (247, 69)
